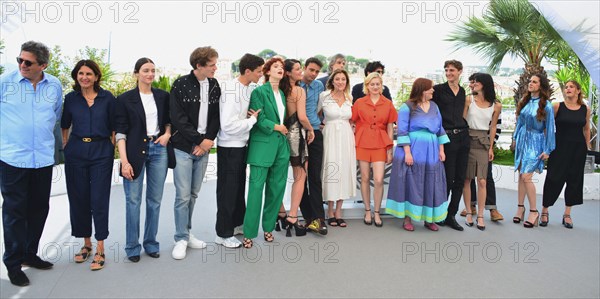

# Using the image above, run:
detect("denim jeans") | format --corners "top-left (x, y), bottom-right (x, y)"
top-left (124, 142), bottom-right (168, 257)
top-left (173, 148), bottom-right (209, 242)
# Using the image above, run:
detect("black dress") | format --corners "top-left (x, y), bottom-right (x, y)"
top-left (542, 102), bottom-right (587, 206)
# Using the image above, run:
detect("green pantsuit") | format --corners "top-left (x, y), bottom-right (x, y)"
top-left (243, 83), bottom-right (290, 239)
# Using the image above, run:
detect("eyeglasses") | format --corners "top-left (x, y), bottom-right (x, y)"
top-left (16, 57), bottom-right (37, 67)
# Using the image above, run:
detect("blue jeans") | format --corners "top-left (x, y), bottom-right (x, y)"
top-left (173, 148), bottom-right (209, 242)
top-left (124, 142), bottom-right (168, 257)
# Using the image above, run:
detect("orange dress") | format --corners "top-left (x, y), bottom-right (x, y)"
top-left (351, 95), bottom-right (397, 162)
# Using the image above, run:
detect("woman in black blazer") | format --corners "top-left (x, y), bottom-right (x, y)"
top-left (114, 58), bottom-right (172, 262)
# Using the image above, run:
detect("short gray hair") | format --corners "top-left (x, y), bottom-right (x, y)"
top-left (21, 41), bottom-right (50, 65)
top-left (328, 53), bottom-right (345, 73)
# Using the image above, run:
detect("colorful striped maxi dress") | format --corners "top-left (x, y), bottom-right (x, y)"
top-left (386, 101), bottom-right (450, 222)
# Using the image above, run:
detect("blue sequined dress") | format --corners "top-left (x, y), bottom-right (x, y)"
top-left (513, 98), bottom-right (555, 173)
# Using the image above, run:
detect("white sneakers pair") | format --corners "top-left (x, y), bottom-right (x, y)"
top-left (171, 234), bottom-right (207, 260)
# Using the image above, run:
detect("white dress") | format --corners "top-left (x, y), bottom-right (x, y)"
top-left (319, 91), bottom-right (357, 201)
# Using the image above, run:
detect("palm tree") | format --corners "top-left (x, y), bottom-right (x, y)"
top-left (446, 0), bottom-right (563, 103)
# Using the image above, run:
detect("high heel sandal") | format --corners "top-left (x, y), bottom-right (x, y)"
top-left (465, 213), bottom-right (474, 227)
top-left (263, 232), bottom-right (274, 242)
top-left (275, 212), bottom-right (287, 231)
top-left (513, 204), bottom-right (525, 223)
top-left (476, 216), bottom-right (486, 231)
top-left (523, 210), bottom-right (539, 228)
top-left (539, 211), bottom-right (549, 227)
top-left (243, 238), bottom-right (253, 249)
top-left (364, 208), bottom-right (372, 226)
top-left (374, 210), bottom-right (383, 227)
top-left (562, 214), bottom-right (573, 229)
top-left (285, 216), bottom-right (307, 237)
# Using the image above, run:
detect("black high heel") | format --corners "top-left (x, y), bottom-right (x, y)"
top-left (275, 213), bottom-right (287, 232)
top-left (285, 216), bottom-right (307, 237)
top-left (465, 213), bottom-right (474, 227)
top-left (523, 210), bottom-right (539, 228)
top-left (374, 211), bottom-right (383, 227)
top-left (562, 214), bottom-right (573, 229)
top-left (539, 211), bottom-right (549, 227)
top-left (513, 204), bottom-right (525, 223)
top-left (476, 216), bottom-right (486, 231)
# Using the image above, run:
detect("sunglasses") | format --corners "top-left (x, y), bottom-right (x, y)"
top-left (375, 70), bottom-right (383, 74)
top-left (16, 57), bottom-right (37, 67)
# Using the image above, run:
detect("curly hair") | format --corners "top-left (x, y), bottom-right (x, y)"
top-left (262, 57), bottom-right (285, 82)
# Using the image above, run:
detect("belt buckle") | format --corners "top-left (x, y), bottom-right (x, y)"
top-left (453, 129), bottom-right (460, 134)
top-left (82, 137), bottom-right (92, 142)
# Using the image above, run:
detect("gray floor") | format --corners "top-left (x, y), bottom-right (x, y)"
top-left (1, 177), bottom-right (599, 298)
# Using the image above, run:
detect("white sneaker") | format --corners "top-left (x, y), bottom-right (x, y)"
top-left (215, 236), bottom-right (242, 248)
top-left (188, 234), bottom-right (207, 249)
top-left (172, 240), bottom-right (188, 260)
top-left (233, 225), bottom-right (244, 236)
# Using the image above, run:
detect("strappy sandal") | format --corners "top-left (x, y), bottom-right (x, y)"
top-left (243, 238), bottom-right (253, 248)
top-left (374, 211), bottom-right (383, 227)
top-left (364, 208), bottom-right (372, 225)
top-left (513, 204), bottom-right (525, 223)
top-left (263, 232), bottom-right (274, 242)
top-left (275, 212), bottom-right (287, 231)
top-left (90, 252), bottom-right (105, 271)
top-left (74, 246), bottom-right (92, 263)
top-left (337, 218), bottom-right (347, 228)
top-left (327, 217), bottom-right (338, 226)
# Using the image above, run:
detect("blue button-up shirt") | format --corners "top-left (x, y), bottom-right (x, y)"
top-left (0, 70), bottom-right (63, 168)
top-left (299, 79), bottom-right (324, 131)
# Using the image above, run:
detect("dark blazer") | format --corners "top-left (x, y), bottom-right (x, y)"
top-left (169, 71), bottom-right (221, 153)
top-left (114, 87), bottom-right (172, 179)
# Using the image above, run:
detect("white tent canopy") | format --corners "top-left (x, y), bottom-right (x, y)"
top-left (532, 1), bottom-right (600, 87)
top-left (533, 0), bottom-right (600, 149)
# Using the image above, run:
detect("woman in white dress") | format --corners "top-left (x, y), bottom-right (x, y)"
top-left (319, 69), bottom-right (356, 227)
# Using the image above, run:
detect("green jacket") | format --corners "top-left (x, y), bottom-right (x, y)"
top-left (246, 83), bottom-right (290, 167)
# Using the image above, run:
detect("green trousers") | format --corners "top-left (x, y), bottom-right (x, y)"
top-left (243, 143), bottom-right (289, 239)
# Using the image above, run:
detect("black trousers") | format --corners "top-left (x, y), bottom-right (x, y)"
top-left (216, 146), bottom-right (247, 237)
top-left (64, 156), bottom-right (113, 241)
top-left (542, 141), bottom-right (586, 207)
top-left (1, 161), bottom-right (53, 272)
top-left (300, 130), bottom-right (325, 221)
top-left (443, 131), bottom-right (470, 217)
top-left (470, 161), bottom-right (497, 209)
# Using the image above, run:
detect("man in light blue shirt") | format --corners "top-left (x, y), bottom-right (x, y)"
top-left (0, 41), bottom-right (62, 287)
top-left (298, 57), bottom-right (327, 235)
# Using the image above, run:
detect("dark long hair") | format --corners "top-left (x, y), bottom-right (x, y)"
top-left (516, 74), bottom-right (550, 121)
top-left (469, 72), bottom-right (496, 106)
top-left (71, 59), bottom-right (102, 92)
top-left (280, 59), bottom-right (300, 98)
top-left (133, 57), bottom-right (154, 86)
